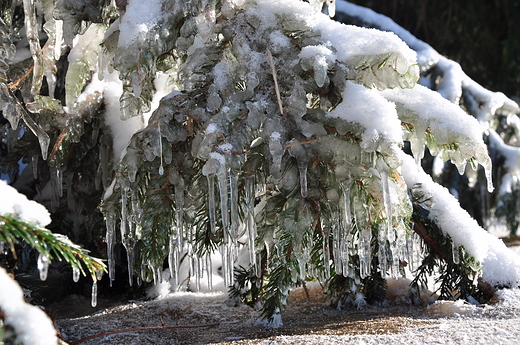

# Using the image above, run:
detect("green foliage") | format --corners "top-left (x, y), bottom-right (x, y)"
top-left (0, 0), bottom-right (512, 326)
top-left (0, 214), bottom-right (106, 279)
top-left (409, 186), bottom-right (492, 304)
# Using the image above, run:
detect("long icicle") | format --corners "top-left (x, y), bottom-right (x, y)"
top-left (207, 175), bottom-right (217, 233)
top-left (106, 212), bottom-right (116, 285)
top-left (22, 0), bottom-right (43, 96)
top-left (245, 175), bottom-right (257, 270)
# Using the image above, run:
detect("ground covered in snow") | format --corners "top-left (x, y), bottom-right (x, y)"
top-left (54, 278), bottom-right (520, 345)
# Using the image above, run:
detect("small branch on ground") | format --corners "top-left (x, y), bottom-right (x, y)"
top-left (69, 322), bottom-right (220, 345)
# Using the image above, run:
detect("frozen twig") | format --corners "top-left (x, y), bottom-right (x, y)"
top-left (267, 49), bottom-right (284, 115)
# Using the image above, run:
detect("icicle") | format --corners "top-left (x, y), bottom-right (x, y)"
top-left (120, 188), bottom-right (135, 286)
top-left (56, 166), bottom-right (63, 197)
top-left (37, 253), bottom-right (49, 281)
top-left (298, 161), bottom-right (308, 198)
top-left (207, 175), bottom-right (217, 233)
top-left (194, 256), bottom-right (201, 291)
top-left (20, 109), bottom-right (50, 160)
top-left (390, 241), bottom-right (400, 279)
top-left (323, 226), bottom-right (330, 280)
top-left (91, 279), bottom-right (98, 307)
top-left (378, 242), bottom-right (388, 276)
top-left (168, 236), bottom-right (179, 289)
top-left (218, 171), bottom-right (229, 234)
top-left (221, 244), bottom-right (234, 287)
top-left (408, 231), bottom-right (422, 271)
top-left (245, 175), bottom-right (257, 269)
top-left (326, 0), bottom-right (336, 17)
top-left (72, 266), bottom-right (80, 283)
top-left (153, 267), bottom-right (162, 285)
top-left (217, 168), bottom-right (234, 287)
top-left (22, 0), bottom-right (43, 95)
top-left (158, 120), bottom-right (164, 175)
top-left (336, 181), bottom-right (352, 275)
top-left (269, 133), bottom-right (284, 175)
top-left (229, 172), bottom-right (240, 244)
top-left (406, 232), bottom-right (415, 272)
top-left (31, 155), bottom-right (38, 180)
top-left (206, 254), bottom-right (213, 290)
top-left (410, 131), bottom-right (426, 168)
top-left (332, 222), bottom-right (341, 275)
top-left (379, 171), bottom-right (392, 276)
top-left (49, 165), bottom-right (61, 212)
top-left (452, 244), bottom-right (460, 264)
top-left (296, 247), bottom-right (310, 281)
top-left (106, 212), bottom-right (116, 284)
top-left (358, 229), bottom-right (371, 279)
top-left (174, 183), bottom-right (184, 230)
top-left (54, 20), bottom-right (63, 61)
top-left (353, 192), bottom-right (371, 279)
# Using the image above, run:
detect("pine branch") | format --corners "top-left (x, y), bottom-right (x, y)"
top-left (0, 214), bottom-right (106, 279)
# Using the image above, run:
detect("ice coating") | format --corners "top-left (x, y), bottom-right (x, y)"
top-left (82, 0), bottom-right (520, 327)
top-left (380, 85), bottom-right (494, 192)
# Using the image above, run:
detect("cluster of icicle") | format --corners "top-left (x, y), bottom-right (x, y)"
top-left (97, 0), bottom-right (501, 302)
top-left (2, 0), bottom-right (503, 312)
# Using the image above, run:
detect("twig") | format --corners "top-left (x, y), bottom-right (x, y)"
top-left (69, 322), bottom-right (220, 345)
top-left (8, 65), bottom-right (34, 90)
top-left (284, 138), bottom-right (322, 148)
top-left (267, 49), bottom-right (284, 115)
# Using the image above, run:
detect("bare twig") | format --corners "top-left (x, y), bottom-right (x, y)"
top-left (69, 322), bottom-right (220, 345)
top-left (284, 138), bottom-right (322, 148)
top-left (267, 49), bottom-right (283, 115)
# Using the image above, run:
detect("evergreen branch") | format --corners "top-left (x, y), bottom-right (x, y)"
top-left (0, 214), bottom-right (106, 279)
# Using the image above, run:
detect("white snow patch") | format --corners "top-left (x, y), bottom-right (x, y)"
top-left (327, 80), bottom-right (402, 148)
top-left (118, 0), bottom-right (164, 47)
top-left (0, 179), bottom-right (51, 226)
top-left (85, 69), bottom-right (145, 162)
top-left (0, 267), bottom-right (58, 345)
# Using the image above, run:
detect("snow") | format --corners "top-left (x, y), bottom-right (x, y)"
top-left (256, 0), bottom-right (418, 90)
top-left (400, 154), bottom-right (520, 286)
top-left (0, 267), bottom-right (58, 345)
top-left (118, 0), bottom-right (164, 48)
top-left (327, 80), bottom-right (402, 149)
top-left (84, 69), bottom-right (145, 162)
top-left (0, 179), bottom-right (51, 226)
top-left (54, 282), bottom-right (520, 345)
top-left (380, 84), bottom-right (485, 145)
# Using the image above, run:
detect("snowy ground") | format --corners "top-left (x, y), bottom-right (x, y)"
top-left (55, 258), bottom-right (520, 345)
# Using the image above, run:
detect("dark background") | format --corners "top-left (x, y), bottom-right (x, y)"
top-left (348, 0), bottom-right (520, 99)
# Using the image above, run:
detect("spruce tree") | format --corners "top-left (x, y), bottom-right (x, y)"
top-left (1, 0), bottom-right (520, 328)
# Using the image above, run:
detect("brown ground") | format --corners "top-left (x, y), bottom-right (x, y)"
top-left (52, 283), bottom-right (437, 345)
